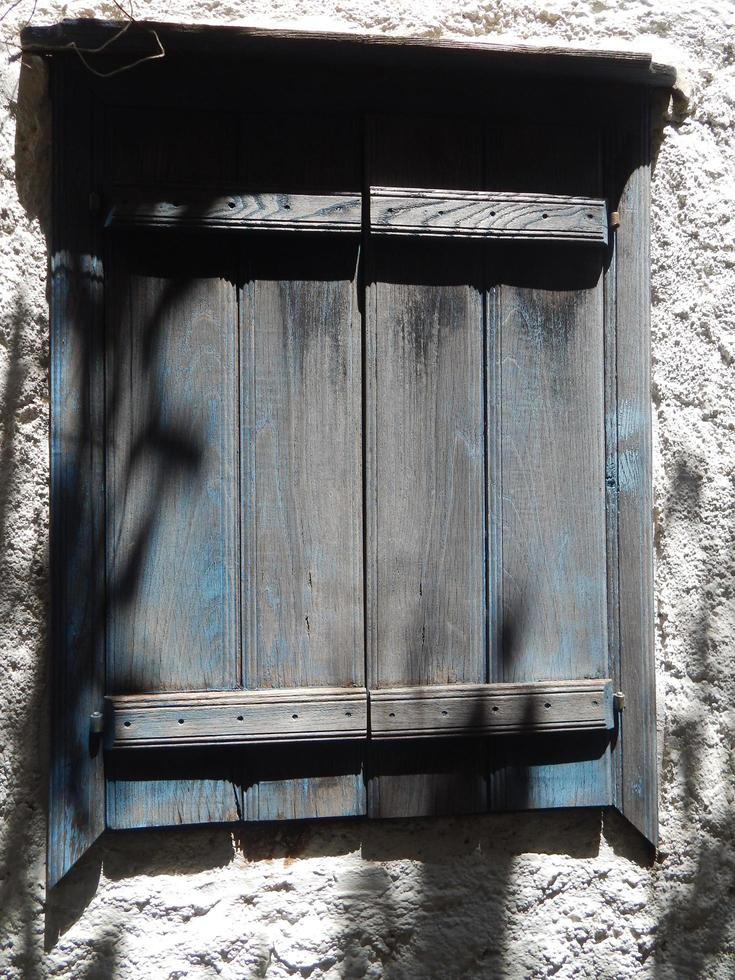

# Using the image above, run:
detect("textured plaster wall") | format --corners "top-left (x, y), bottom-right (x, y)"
top-left (1, 1), bottom-right (734, 977)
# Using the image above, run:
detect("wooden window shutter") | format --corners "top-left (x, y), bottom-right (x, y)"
top-left (29, 21), bottom-right (673, 886)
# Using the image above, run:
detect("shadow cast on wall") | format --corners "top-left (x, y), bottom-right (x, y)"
top-left (651, 455), bottom-right (735, 978)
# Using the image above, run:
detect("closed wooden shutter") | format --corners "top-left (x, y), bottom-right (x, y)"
top-left (40, 29), bottom-right (663, 885)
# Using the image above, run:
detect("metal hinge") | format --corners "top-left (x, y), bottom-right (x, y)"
top-left (90, 710), bottom-right (104, 735)
top-left (609, 210), bottom-right (621, 231)
top-left (613, 690), bottom-right (625, 712)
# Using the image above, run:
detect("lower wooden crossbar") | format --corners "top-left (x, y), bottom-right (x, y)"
top-left (105, 679), bottom-right (613, 749)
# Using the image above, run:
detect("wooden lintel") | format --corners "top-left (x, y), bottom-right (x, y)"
top-left (20, 20), bottom-right (677, 89)
top-left (370, 187), bottom-right (609, 244)
top-left (106, 687), bottom-right (368, 748)
top-left (106, 679), bottom-right (613, 748)
top-left (105, 191), bottom-right (362, 234)
top-left (370, 679), bottom-right (614, 738)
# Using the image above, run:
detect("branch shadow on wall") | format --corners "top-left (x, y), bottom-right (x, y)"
top-left (1, 56), bottom-right (121, 976)
top-left (651, 454), bottom-right (735, 978)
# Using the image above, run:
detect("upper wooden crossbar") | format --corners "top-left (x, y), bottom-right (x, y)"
top-left (106, 188), bottom-right (610, 244)
top-left (370, 188), bottom-right (608, 243)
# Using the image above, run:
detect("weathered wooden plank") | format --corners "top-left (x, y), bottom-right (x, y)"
top-left (488, 125), bottom-right (612, 813)
top-left (366, 114), bottom-right (487, 817)
top-left (603, 125), bottom-right (623, 826)
top-left (106, 192), bottom-right (362, 234)
top-left (105, 238), bottom-right (239, 693)
top-left (104, 235), bottom-right (241, 827)
top-left (239, 112), bottom-right (364, 821)
top-left (241, 238), bottom-right (363, 689)
top-left (496, 248), bottom-right (608, 681)
top-left (370, 187), bottom-right (608, 243)
top-left (241, 743), bottom-right (365, 821)
top-left (107, 187), bottom-right (608, 242)
top-left (21, 21), bottom-right (677, 88)
top-left (102, 106), bottom-right (244, 830)
top-left (48, 62), bottom-right (106, 888)
top-left (495, 732), bottom-right (612, 810)
top-left (106, 748), bottom-right (242, 830)
top-left (611, 94), bottom-right (657, 846)
top-left (106, 680), bottom-right (611, 747)
top-left (104, 107), bottom-right (237, 187)
top-left (371, 679), bottom-right (613, 737)
top-left (106, 688), bottom-right (368, 748)
top-left (240, 114), bottom-right (361, 194)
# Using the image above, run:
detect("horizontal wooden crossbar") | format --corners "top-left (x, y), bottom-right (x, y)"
top-left (106, 687), bottom-right (368, 748)
top-left (105, 188), bottom-right (609, 244)
top-left (106, 191), bottom-right (362, 233)
top-left (370, 187), bottom-right (609, 243)
top-left (370, 679), bottom-right (613, 738)
top-left (105, 679), bottom-right (613, 748)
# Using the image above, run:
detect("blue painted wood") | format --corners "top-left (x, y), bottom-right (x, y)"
top-left (487, 127), bottom-right (613, 812)
top-left (104, 235), bottom-right (242, 829)
top-left (238, 115), bottom-right (365, 820)
top-left (48, 63), bottom-right (106, 888)
top-left (609, 93), bottom-right (658, 846)
top-left (366, 114), bottom-right (488, 816)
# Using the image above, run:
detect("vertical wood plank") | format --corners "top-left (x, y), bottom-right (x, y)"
top-left (367, 115), bottom-right (488, 816)
top-left (103, 107), bottom-right (243, 829)
top-left (372, 240), bottom-right (486, 687)
top-left (488, 126), bottom-right (612, 812)
top-left (105, 238), bottom-right (239, 693)
top-left (611, 93), bottom-right (657, 845)
top-left (48, 63), bottom-right (105, 887)
top-left (105, 235), bottom-right (241, 827)
top-left (106, 106), bottom-right (238, 188)
top-left (239, 114), bottom-right (365, 819)
top-left (242, 239), bottom-right (363, 691)
top-left (497, 253), bottom-right (607, 681)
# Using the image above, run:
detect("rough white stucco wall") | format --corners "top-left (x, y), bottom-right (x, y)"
top-left (0, 1), bottom-right (733, 977)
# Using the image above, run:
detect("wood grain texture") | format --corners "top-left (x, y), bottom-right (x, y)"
top-left (106, 680), bottom-right (610, 747)
top-left (611, 94), bottom-right (657, 846)
top-left (370, 187), bottom-right (608, 243)
top-left (107, 688), bottom-right (368, 747)
top-left (104, 236), bottom-right (242, 829)
top-left (371, 679), bottom-right (613, 737)
top-left (48, 63), bottom-right (105, 888)
top-left (104, 106), bottom-right (237, 187)
top-left (105, 238), bottom-right (239, 694)
top-left (238, 114), bottom-right (364, 821)
top-left (497, 253), bottom-right (608, 682)
top-left (106, 748), bottom-right (242, 830)
top-left (487, 125), bottom-right (613, 813)
top-left (106, 192), bottom-right (362, 234)
top-left (47, 54), bottom-right (660, 853)
top-left (240, 239), bottom-right (363, 690)
top-left (21, 20), bottom-right (677, 88)
top-left (366, 114), bottom-right (487, 816)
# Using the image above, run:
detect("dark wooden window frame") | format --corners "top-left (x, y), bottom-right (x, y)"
top-left (21, 20), bottom-right (673, 886)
